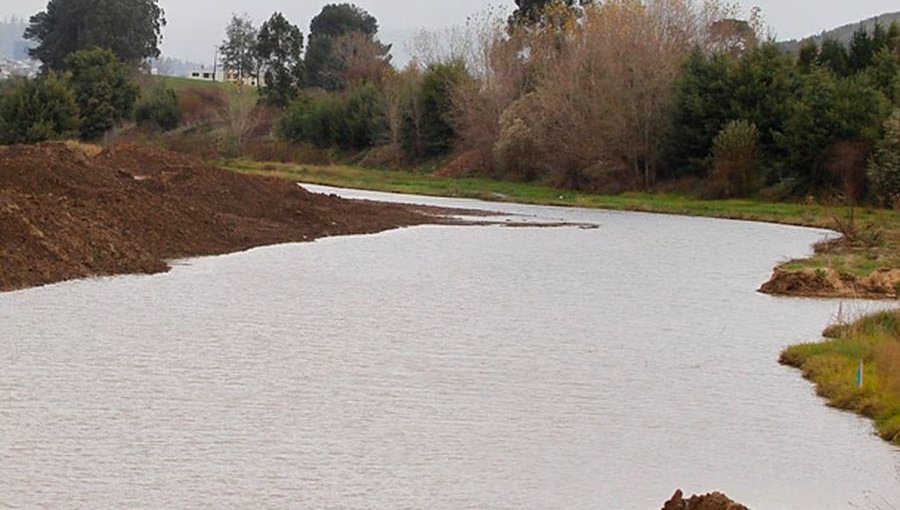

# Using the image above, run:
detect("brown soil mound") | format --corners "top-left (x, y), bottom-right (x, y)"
top-left (0, 143), bottom-right (442, 292)
top-left (760, 267), bottom-right (900, 300)
top-left (661, 490), bottom-right (750, 510)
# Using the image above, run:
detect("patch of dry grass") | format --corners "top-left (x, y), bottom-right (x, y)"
top-left (63, 140), bottom-right (103, 158)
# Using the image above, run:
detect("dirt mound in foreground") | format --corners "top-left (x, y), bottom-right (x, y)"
top-left (760, 267), bottom-right (900, 299)
top-left (661, 490), bottom-right (749, 510)
top-left (0, 143), bottom-right (441, 291)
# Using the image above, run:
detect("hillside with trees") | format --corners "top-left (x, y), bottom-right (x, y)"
top-left (780, 11), bottom-right (900, 52)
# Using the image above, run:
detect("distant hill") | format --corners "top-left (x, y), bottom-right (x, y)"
top-left (780, 11), bottom-right (900, 52)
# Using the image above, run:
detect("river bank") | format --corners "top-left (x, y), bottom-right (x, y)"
top-left (0, 143), bottom-right (449, 292)
top-left (781, 310), bottom-right (900, 445)
top-left (224, 159), bottom-right (900, 300)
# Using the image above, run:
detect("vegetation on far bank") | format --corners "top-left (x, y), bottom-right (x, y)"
top-left (4, 0), bottom-right (900, 209)
top-left (781, 310), bottom-right (900, 445)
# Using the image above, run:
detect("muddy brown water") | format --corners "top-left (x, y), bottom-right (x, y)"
top-left (1, 185), bottom-right (898, 509)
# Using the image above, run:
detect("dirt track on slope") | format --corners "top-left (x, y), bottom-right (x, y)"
top-left (0, 143), bottom-right (447, 291)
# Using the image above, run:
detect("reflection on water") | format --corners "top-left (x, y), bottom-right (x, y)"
top-left (1, 187), bottom-right (897, 509)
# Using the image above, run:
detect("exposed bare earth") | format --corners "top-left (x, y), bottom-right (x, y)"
top-left (760, 267), bottom-right (900, 299)
top-left (0, 143), bottom-right (450, 292)
top-left (661, 490), bottom-right (750, 510)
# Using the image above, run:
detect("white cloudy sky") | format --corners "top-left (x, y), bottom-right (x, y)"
top-left (2, 0), bottom-right (899, 63)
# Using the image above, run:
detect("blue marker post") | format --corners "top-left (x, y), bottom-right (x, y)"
top-left (857, 360), bottom-right (864, 389)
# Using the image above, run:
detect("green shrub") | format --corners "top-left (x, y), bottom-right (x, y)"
top-left (135, 86), bottom-right (181, 131)
top-left (0, 73), bottom-right (80, 145)
top-left (338, 84), bottom-right (385, 150)
top-left (279, 85), bottom-right (384, 151)
top-left (777, 68), bottom-right (889, 191)
top-left (710, 120), bottom-right (761, 197)
top-left (279, 92), bottom-right (339, 148)
top-left (417, 60), bottom-right (468, 157)
top-left (65, 47), bottom-right (139, 140)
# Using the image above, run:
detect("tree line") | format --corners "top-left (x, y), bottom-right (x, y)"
top-left (271, 0), bottom-right (900, 205)
top-left (1, 0), bottom-right (899, 206)
top-left (218, 4), bottom-right (390, 106)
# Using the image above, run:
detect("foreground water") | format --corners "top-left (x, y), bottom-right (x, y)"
top-left (1, 186), bottom-right (898, 509)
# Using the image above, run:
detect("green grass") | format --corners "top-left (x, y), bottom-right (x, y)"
top-left (222, 159), bottom-right (900, 278)
top-left (147, 75), bottom-right (248, 93)
top-left (223, 159), bottom-right (848, 224)
top-left (781, 311), bottom-right (900, 445)
top-left (781, 254), bottom-right (887, 277)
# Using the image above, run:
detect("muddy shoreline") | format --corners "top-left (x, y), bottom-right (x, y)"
top-left (0, 143), bottom-right (458, 292)
top-left (760, 266), bottom-right (900, 299)
top-left (3, 142), bottom-right (892, 304)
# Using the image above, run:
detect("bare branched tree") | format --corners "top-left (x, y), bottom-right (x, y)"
top-left (449, 0), bottom-right (744, 189)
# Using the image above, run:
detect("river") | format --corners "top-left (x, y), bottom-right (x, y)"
top-left (1, 186), bottom-right (897, 509)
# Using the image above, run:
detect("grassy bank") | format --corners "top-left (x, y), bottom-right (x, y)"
top-left (781, 311), bottom-right (900, 445)
top-left (147, 75), bottom-right (247, 92)
top-left (222, 159), bottom-right (900, 280)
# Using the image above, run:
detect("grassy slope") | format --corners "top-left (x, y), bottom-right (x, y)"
top-left (781, 311), bottom-right (900, 445)
top-left (148, 75), bottom-right (242, 92)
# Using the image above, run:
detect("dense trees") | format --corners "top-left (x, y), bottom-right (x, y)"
top-left (777, 69), bottom-right (888, 191)
top-left (65, 48), bottom-right (140, 140)
top-left (279, 85), bottom-right (384, 150)
top-left (665, 50), bottom-right (737, 178)
top-left (0, 48), bottom-right (140, 143)
top-left (25, 0), bottom-right (165, 70)
top-left (7, 0), bottom-right (900, 207)
top-left (665, 21), bottom-right (898, 199)
top-left (270, 3), bottom-right (900, 205)
top-left (0, 2), bottom-right (151, 144)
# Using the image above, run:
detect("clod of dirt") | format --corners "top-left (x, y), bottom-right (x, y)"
top-left (661, 490), bottom-right (750, 510)
top-left (0, 143), bottom-right (445, 292)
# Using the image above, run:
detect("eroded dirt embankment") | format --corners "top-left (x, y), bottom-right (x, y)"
top-left (760, 266), bottom-right (900, 299)
top-left (0, 143), bottom-right (445, 291)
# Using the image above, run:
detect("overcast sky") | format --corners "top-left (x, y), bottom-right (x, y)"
top-left (3, 0), bottom-right (900, 63)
